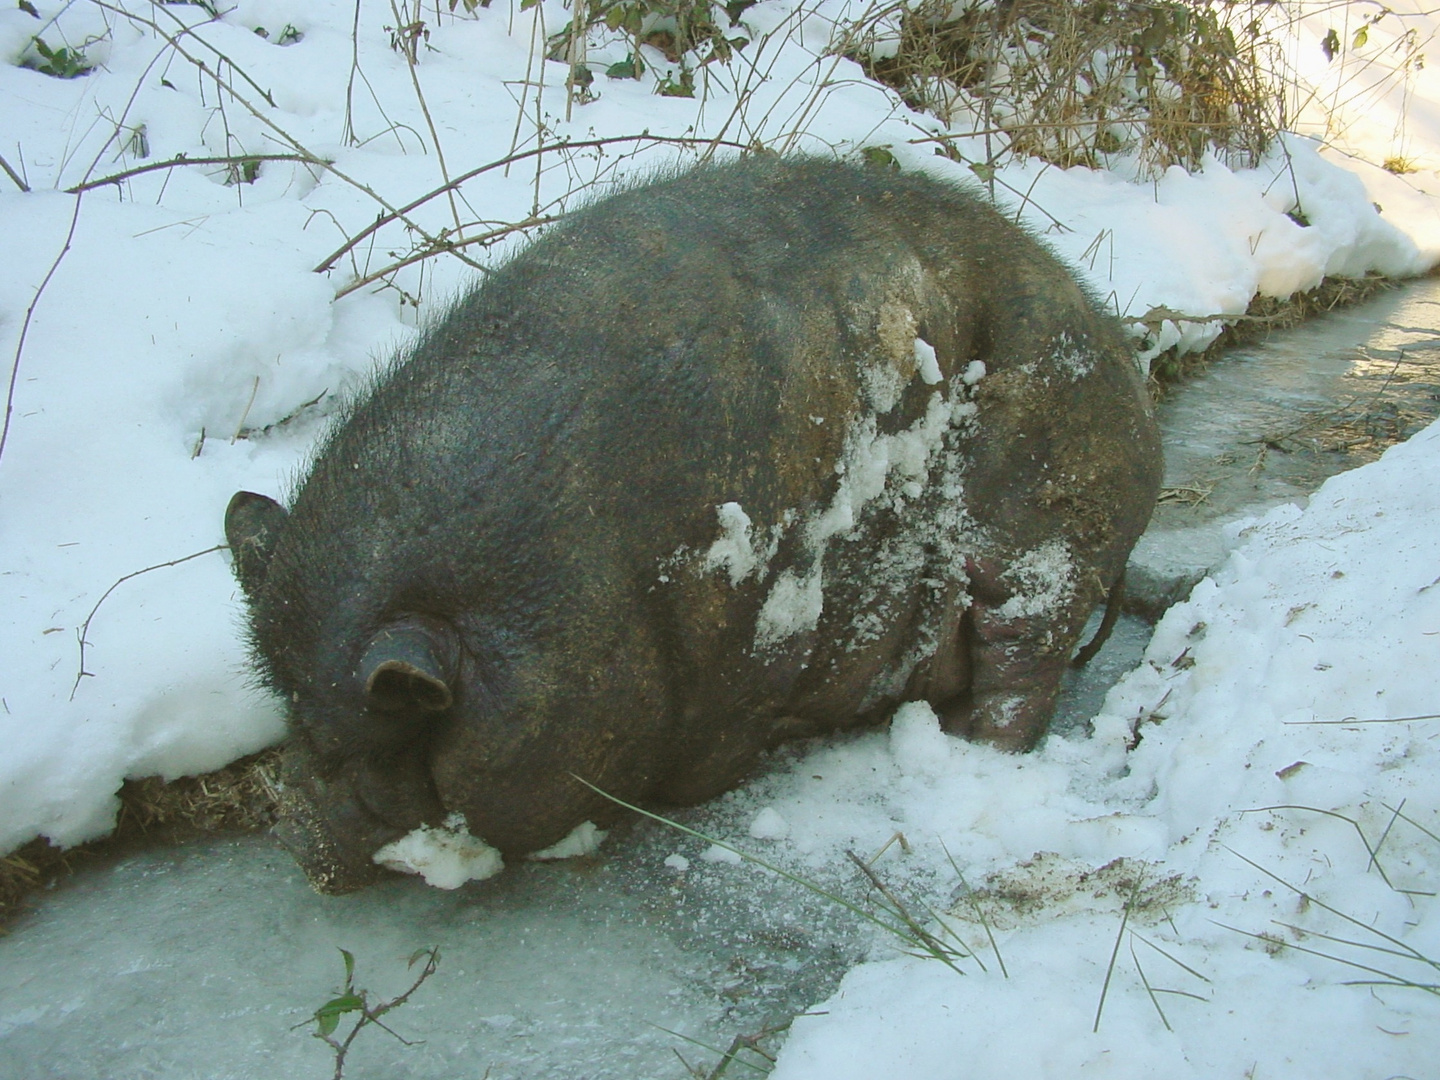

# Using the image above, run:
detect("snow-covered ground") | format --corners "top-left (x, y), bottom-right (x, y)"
top-left (2, 0), bottom-right (1438, 1074)
top-left (738, 420), bottom-right (1440, 1077)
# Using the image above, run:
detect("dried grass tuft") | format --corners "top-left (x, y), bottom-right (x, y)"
top-left (0, 748), bottom-right (282, 932)
top-left (1147, 272), bottom-right (1397, 387)
top-left (853, 0), bottom-right (1283, 176)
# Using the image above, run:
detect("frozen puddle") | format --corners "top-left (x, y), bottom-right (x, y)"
top-left (0, 822), bottom-right (873, 1079)
top-left (1130, 276), bottom-right (1440, 611)
top-left (5, 279), bottom-right (1440, 1079)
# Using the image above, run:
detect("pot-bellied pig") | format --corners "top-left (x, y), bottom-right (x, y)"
top-left (226, 155), bottom-right (1161, 893)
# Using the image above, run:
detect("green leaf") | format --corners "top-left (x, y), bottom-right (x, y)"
top-left (723, 0), bottom-right (757, 26)
top-left (19, 0), bottom-right (40, 17)
top-left (339, 948), bottom-right (356, 988)
top-left (968, 161), bottom-right (996, 183)
top-left (606, 54), bottom-right (642, 79)
top-left (408, 947), bottom-right (434, 967)
top-left (314, 993), bottom-right (364, 1038)
top-left (860, 146), bottom-right (900, 171)
top-left (1353, 26), bottom-right (1368, 50)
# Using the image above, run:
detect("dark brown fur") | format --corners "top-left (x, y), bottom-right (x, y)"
top-left (227, 157), bottom-right (1161, 892)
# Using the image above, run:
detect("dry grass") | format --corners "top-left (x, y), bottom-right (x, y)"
top-left (0, 748), bottom-right (281, 932)
top-left (854, 0), bottom-right (1283, 176)
top-left (1146, 272), bottom-right (1398, 389)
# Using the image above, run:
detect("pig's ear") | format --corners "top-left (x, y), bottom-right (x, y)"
top-left (225, 491), bottom-right (287, 599)
top-left (359, 621), bottom-right (455, 714)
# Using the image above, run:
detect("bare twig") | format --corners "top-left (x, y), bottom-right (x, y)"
top-left (332, 213), bottom-right (561, 299)
top-left (232, 376), bottom-right (261, 442)
top-left (1094, 877), bottom-right (1141, 1032)
top-left (1283, 714), bottom-right (1440, 725)
top-left (66, 153), bottom-right (328, 194)
top-left (0, 152), bottom-right (28, 192)
top-left (312, 133), bottom-right (750, 276)
top-left (1, 193), bottom-right (83, 467)
top-left (344, 0), bottom-right (363, 146)
top-left (90, 0), bottom-right (481, 274)
top-left (71, 545), bottom-right (227, 700)
top-left (388, 0), bottom-right (463, 234)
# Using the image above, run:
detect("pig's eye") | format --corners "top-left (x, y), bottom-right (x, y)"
top-left (358, 620), bottom-right (457, 714)
top-left (366, 660), bottom-right (452, 713)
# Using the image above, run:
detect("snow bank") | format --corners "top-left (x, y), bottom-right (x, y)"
top-left (756, 419), bottom-right (1440, 1079)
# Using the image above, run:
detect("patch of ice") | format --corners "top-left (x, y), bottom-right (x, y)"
top-left (962, 360), bottom-right (986, 386)
top-left (373, 812), bottom-right (504, 889)
top-left (663, 853), bottom-right (691, 871)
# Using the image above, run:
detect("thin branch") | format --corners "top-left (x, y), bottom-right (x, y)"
top-left (71, 545), bottom-right (227, 699)
top-left (89, 0), bottom-right (480, 274)
top-left (312, 133), bottom-right (751, 275)
top-left (845, 849), bottom-right (969, 974)
top-left (1284, 714), bottom-right (1440, 725)
top-left (332, 213), bottom-right (560, 299)
top-left (66, 153), bottom-right (329, 194)
top-left (388, 0), bottom-right (462, 233)
top-left (0, 152), bottom-right (28, 192)
top-left (1094, 878), bottom-right (1141, 1032)
top-left (1, 192), bottom-right (83, 466)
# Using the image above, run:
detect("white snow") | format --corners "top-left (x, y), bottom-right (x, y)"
top-left (702, 501), bottom-right (761, 586)
top-left (912, 336), bottom-right (943, 385)
top-left (372, 813), bottom-right (504, 890)
top-left (748, 807), bottom-right (791, 840)
top-left (529, 820), bottom-right (608, 861)
top-left (700, 844), bottom-right (744, 866)
top-left (993, 538), bottom-right (1076, 621)
top-left (759, 420), bottom-right (1440, 1080)
top-left (3, 0), bottom-right (1440, 1073)
top-left (754, 385), bottom-right (959, 652)
top-left (754, 564), bottom-right (827, 649)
